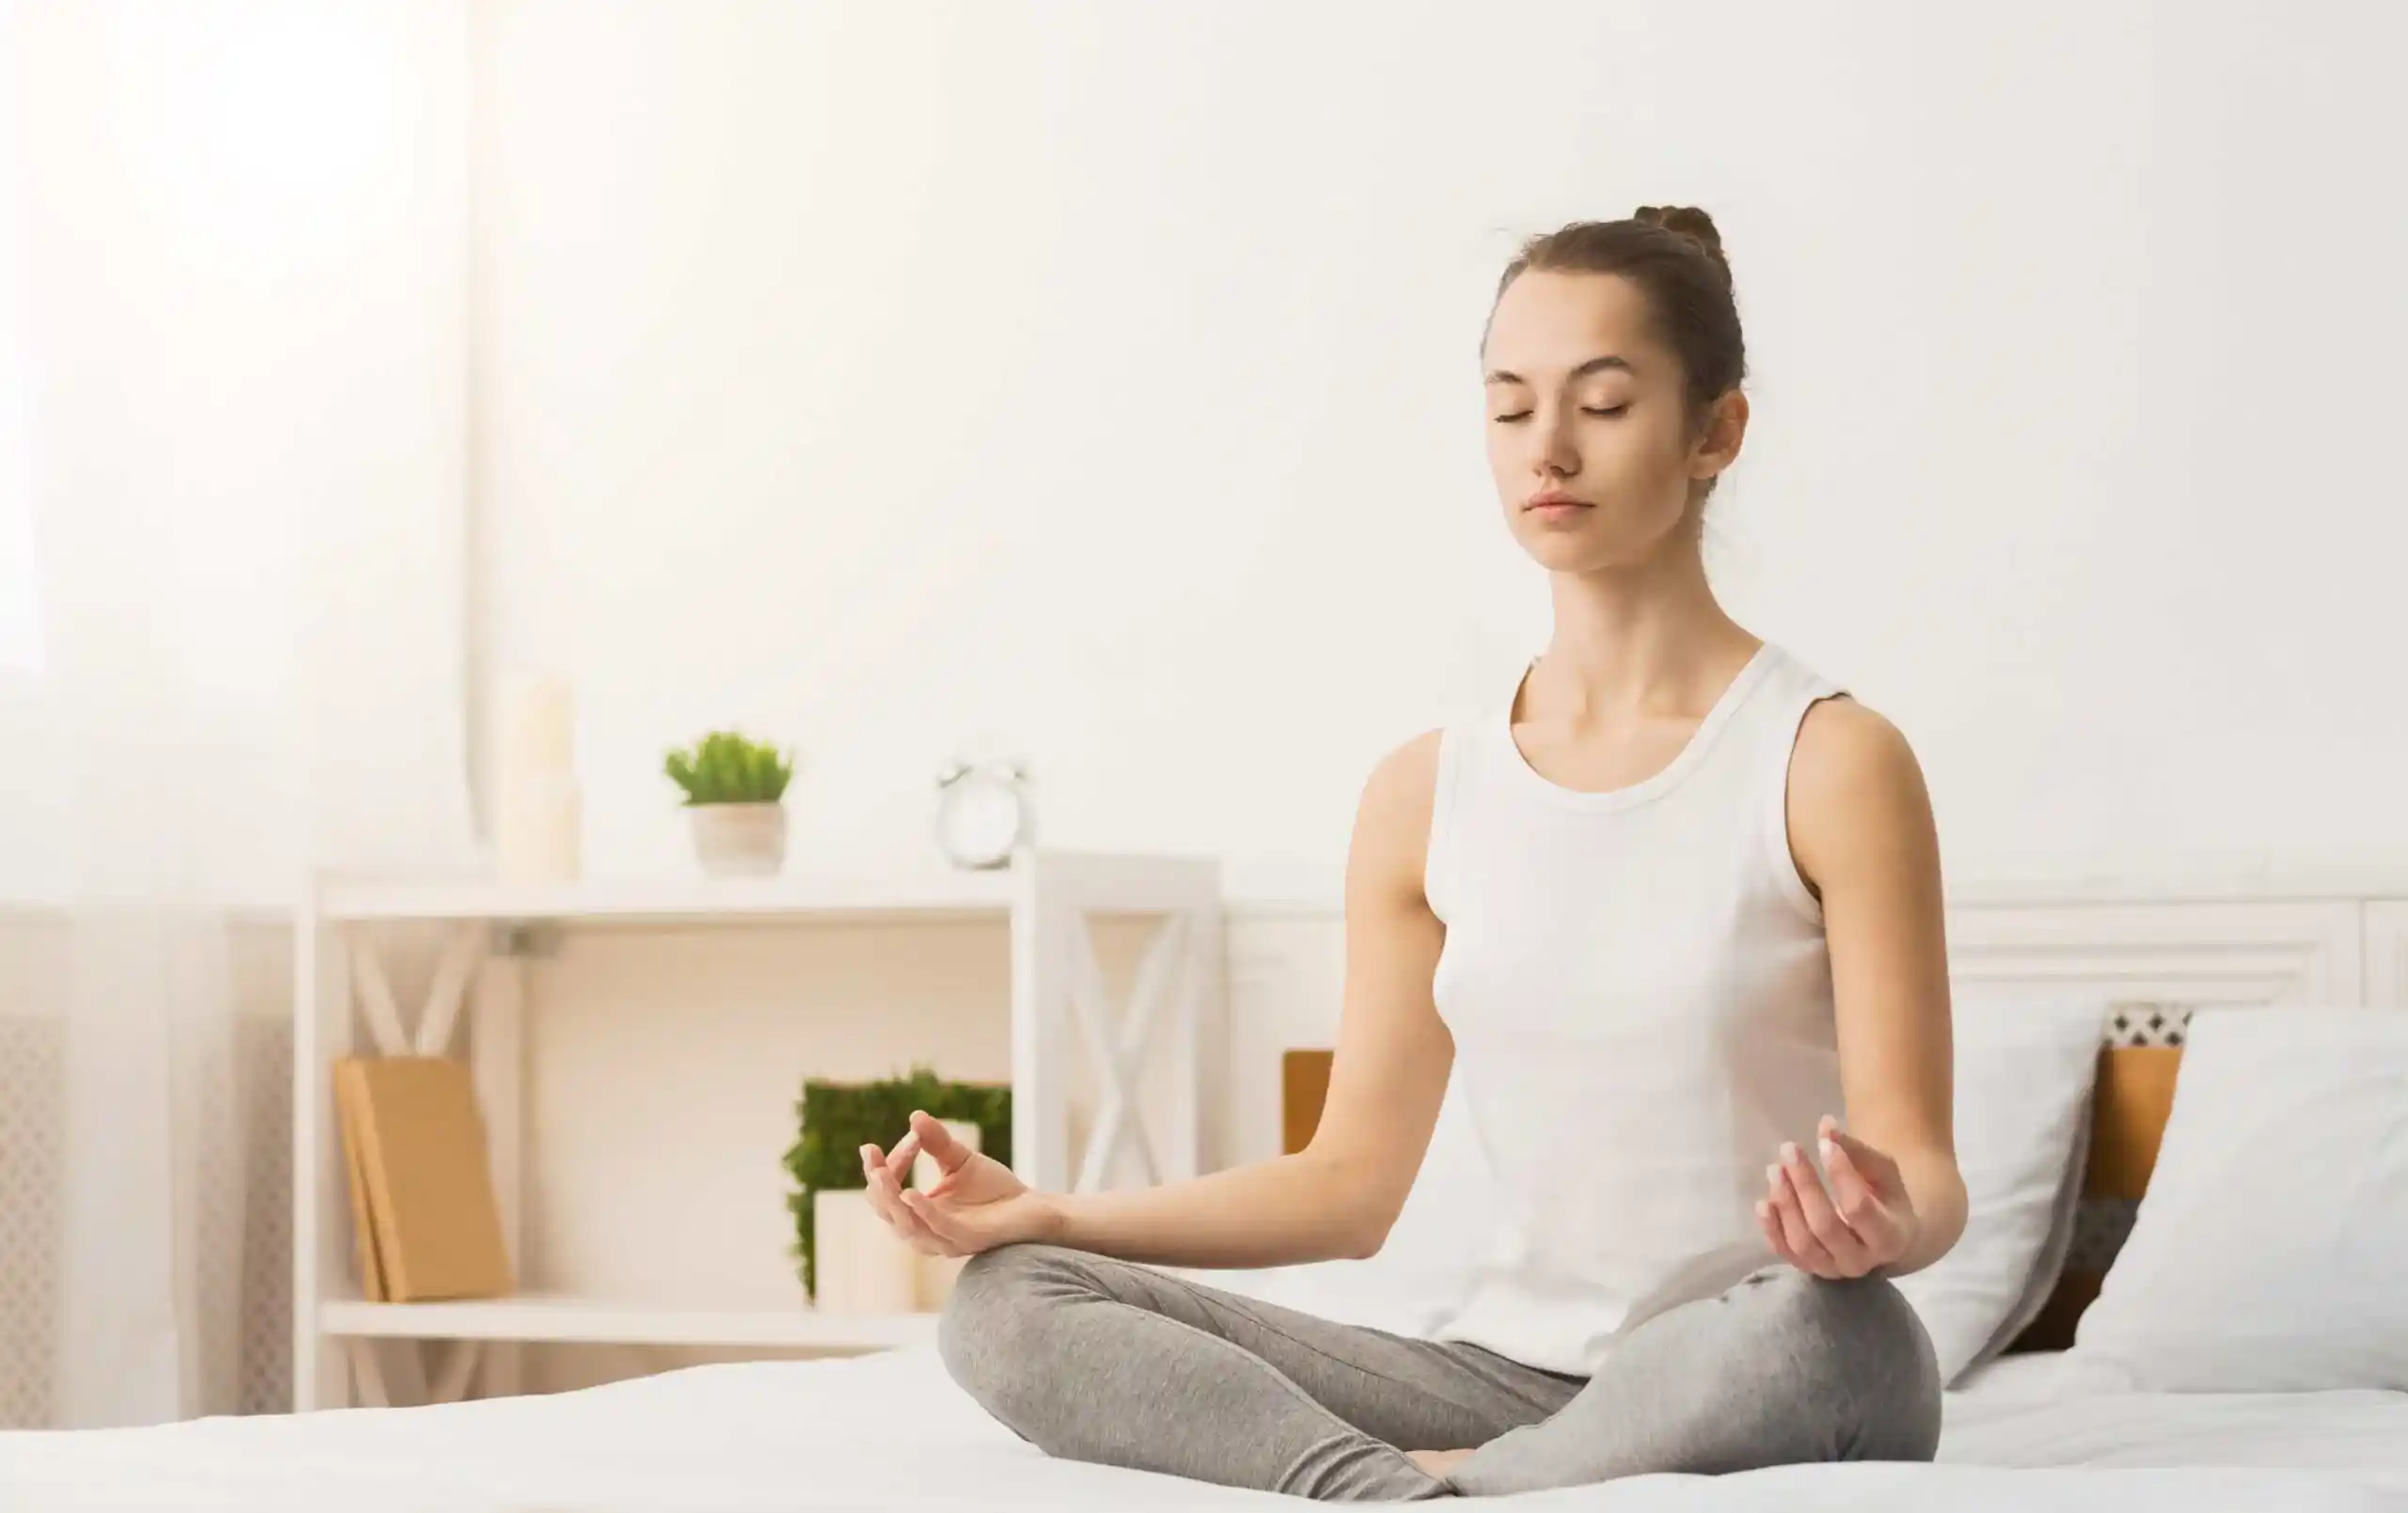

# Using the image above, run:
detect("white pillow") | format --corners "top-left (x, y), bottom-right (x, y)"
top-left (1893, 993), bottom-right (2104, 1384)
top-left (2069, 1006), bottom-right (2408, 1391)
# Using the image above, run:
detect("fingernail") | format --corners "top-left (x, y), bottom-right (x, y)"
top-left (1782, 1143), bottom-right (1801, 1165)
top-left (1766, 1164), bottom-right (1782, 1185)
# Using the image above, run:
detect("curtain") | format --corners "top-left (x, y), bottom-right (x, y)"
top-left (0, 0), bottom-right (475, 1426)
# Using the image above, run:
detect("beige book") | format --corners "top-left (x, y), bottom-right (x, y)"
top-left (334, 1055), bottom-right (513, 1302)
top-left (333, 1061), bottom-right (388, 1301)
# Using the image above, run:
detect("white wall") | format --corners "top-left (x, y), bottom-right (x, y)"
top-left (474, 0), bottom-right (2408, 892)
top-left (460, 2), bottom-right (2408, 1388)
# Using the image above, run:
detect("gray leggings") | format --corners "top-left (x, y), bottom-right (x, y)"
top-left (938, 1242), bottom-right (1941, 1501)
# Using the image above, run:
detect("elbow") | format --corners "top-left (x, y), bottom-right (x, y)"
top-left (1927, 1180), bottom-right (1972, 1266)
top-left (1298, 1148), bottom-right (1402, 1262)
top-left (1337, 1183), bottom-right (1409, 1261)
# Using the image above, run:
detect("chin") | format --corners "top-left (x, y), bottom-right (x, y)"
top-left (1510, 521), bottom-right (1632, 572)
top-left (1508, 506), bottom-right (1687, 572)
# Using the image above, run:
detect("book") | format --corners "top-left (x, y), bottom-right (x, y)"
top-left (334, 1063), bottom-right (388, 1301)
top-left (334, 1055), bottom-right (513, 1302)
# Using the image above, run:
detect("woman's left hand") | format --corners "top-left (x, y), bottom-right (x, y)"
top-left (1757, 1114), bottom-right (1919, 1280)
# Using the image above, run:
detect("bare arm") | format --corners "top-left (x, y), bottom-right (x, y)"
top-left (1765, 697), bottom-right (1966, 1278)
top-left (877, 733), bottom-right (1456, 1271)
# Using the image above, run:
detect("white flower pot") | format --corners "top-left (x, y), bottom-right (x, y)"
top-left (689, 801), bottom-right (788, 877)
top-left (812, 1189), bottom-right (917, 1314)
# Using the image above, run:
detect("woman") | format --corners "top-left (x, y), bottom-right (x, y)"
top-left (857, 206), bottom-right (1960, 1502)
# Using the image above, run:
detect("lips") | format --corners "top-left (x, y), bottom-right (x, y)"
top-left (1525, 494), bottom-right (1590, 512)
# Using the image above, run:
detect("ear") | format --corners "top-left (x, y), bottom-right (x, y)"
top-left (1688, 389), bottom-right (1749, 481)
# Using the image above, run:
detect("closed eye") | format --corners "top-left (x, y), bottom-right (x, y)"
top-left (1490, 406), bottom-right (1627, 422)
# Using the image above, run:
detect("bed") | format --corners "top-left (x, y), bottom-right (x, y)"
top-left (4, 1333), bottom-right (2403, 1511)
top-left (5, 1020), bottom-right (2403, 1510)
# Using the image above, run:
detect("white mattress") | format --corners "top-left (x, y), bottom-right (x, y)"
top-left (4, 1342), bottom-right (2404, 1511)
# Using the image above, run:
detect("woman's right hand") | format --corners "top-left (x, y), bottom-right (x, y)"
top-left (860, 1109), bottom-right (1063, 1257)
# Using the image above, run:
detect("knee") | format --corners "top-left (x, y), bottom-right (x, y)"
top-left (937, 1242), bottom-right (1080, 1402)
top-left (1755, 1270), bottom-right (1942, 1460)
top-left (1752, 1268), bottom-right (1914, 1348)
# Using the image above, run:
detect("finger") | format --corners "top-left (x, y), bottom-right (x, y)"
top-left (1820, 1118), bottom-right (1901, 1186)
top-left (1820, 1135), bottom-right (1877, 1226)
top-left (859, 1161), bottom-right (922, 1237)
top-left (1767, 1162), bottom-right (1843, 1277)
top-left (1780, 1142), bottom-right (1871, 1273)
top-left (910, 1110), bottom-right (966, 1162)
top-left (857, 1159), bottom-right (910, 1230)
top-left (1755, 1199), bottom-right (1799, 1269)
top-left (911, 1111), bottom-right (979, 1191)
top-left (1818, 1131), bottom-right (1894, 1237)
top-left (861, 1143), bottom-right (905, 1209)
top-left (869, 1167), bottom-right (945, 1253)
top-left (908, 1112), bottom-right (963, 1189)
top-left (882, 1127), bottom-right (924, 1184)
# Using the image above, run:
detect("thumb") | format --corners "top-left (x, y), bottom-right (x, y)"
top-left (909, 1110), bottom-right (969, 1174)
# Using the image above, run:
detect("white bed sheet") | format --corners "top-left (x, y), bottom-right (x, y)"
top-left (4, 1342), bottom-right (2404, 1512)
top-left (1944, 1352), bottom-right (2408, 1484)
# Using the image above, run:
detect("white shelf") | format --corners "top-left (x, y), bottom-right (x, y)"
top-left (295, 848), bottom-right (1224, 1408)
top-left (320, 1295), bottom-right (939, 1350)
top-left (316, 871), bottom-right (1018, 924)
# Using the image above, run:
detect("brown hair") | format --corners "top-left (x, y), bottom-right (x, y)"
top-left (1483, 205), bottom-right (1745, 431)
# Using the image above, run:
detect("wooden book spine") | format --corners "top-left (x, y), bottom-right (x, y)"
top-left (333, 1059), bottom-right (388, 1301)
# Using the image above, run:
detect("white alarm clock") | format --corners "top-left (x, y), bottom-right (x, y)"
top-left (934, 757), bottom-right (1033, 870)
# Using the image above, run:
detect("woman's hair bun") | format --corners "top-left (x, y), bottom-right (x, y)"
top-left (1633, 205), bottom-right (1726, 271)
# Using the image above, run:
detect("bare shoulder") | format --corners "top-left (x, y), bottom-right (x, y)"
top-left (1787, 696), bottom-right (1939, 890)
top-left (1362, 727), bottom-right (1445, 813)
top-left (1350, 729), bottom-right (1446, 902)
top-left (1792, 696), bottom-right (1925, 802)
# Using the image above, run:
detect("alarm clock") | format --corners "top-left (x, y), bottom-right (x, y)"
top-left (933, 757), bottom-right (1033, 870)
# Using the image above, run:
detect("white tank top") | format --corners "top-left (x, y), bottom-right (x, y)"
top-left (1423, 640), bottom-right (1849, 1377)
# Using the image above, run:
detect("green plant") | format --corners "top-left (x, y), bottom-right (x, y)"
top-left (664, 729), bottom-right (795, 806)
top-left (782, 1063), bottom-right (1012, 1300)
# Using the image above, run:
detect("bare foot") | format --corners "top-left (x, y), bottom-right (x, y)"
top-left (1406, 1447), bottom-right (1475, 1480)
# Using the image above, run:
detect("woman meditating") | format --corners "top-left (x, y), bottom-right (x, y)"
top-left (856, 205), bottom-right (1958, 1501)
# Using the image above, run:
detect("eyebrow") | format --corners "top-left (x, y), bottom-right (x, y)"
top-left (1482, 355), bottom-right (1632, 386)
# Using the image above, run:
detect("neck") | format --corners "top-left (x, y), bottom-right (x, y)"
top-left (1531, 537), bottom-right (1755, 723)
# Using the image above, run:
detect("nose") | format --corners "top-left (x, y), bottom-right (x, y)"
top-left (1530, 404), bottom-right (1580, 481)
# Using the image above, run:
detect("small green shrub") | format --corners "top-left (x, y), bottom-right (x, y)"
top-left (664, 730), bottom-right (795, 805)
top-left (782, 1064), bottom-right (1012, 1300)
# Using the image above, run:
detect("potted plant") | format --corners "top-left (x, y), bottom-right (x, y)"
top-left (664, 730), bottom-right (797, 876)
